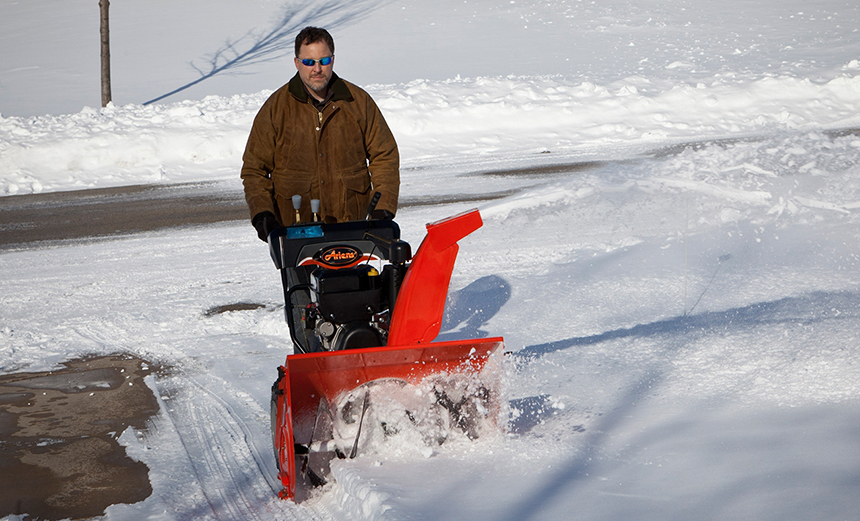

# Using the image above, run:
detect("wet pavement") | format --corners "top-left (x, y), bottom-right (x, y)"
top-left (0, 355), bottom-right (160, 520)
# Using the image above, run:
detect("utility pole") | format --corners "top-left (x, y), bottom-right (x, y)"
top-left (99, 0), bottom-right (112, 107)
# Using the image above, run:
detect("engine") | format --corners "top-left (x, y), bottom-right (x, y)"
top-left (305, 263), bottom-right (389, 351)
top-left (267, 195), bottom-right (411, 354)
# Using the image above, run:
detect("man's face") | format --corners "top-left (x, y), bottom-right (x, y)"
top-left (294, 41), bottom-right (334, 101)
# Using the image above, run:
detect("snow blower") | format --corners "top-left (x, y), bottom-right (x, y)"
top-left (267, 196), bottom-right (505, 500)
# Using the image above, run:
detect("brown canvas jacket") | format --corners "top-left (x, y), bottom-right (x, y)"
top-left (241, 73), bottom-right (399, 224)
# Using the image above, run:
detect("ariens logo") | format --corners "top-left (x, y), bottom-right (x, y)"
top-left (320, 246), bottom-right (360, 266)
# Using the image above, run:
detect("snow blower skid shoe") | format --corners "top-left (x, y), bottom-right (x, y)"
top-left (267, 204), bottom-right (505, 500)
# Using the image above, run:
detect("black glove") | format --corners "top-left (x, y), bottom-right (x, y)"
top-left (370, 209), bottom-right (394, 220)
top-left (252, 211), bottom-right (280, 242)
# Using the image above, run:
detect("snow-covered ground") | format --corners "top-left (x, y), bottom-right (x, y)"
top-left (3, 0), bottom-right (860, 519)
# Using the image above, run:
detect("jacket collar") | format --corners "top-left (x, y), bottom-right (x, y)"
top-left (288, 72), bottom-right (353, 104)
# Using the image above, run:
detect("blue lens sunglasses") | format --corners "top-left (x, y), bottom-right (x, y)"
top-left (300, 56), bottom-right (333, 67)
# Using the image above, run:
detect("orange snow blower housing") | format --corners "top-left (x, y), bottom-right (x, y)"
top-left (267, 202), bottom-right (504, 500)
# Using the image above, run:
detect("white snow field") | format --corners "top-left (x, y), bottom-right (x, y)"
top-left (2, 0), bottom-right (860, 519)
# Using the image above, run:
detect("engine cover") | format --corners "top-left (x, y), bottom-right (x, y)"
top-left (310, 264), bottom-right (385, 324)
top-left (330, 322), bottom-right (384, 351)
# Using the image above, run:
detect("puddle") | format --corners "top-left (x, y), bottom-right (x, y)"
top-left (203, 301), bottom-right (268, 317)
top-left (0, 354), bottom-right (160, 520)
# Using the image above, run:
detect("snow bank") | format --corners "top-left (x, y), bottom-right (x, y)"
top-left (3, 73), bottom-right (860, 196)
top-left (329, 462), bottom-right (396, 521)
top-left (0, 94), bottom-right (260, 195)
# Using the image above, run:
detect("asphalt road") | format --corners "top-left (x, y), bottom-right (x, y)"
top-left (0, 177), bottom-right (534, 251)
top-left (0, 159), bottom-right (618, 251)
top-left (0, 181), bottom-right (249, 250)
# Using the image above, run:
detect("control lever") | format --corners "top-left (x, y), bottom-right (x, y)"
top-left (311, 199), bottom-right (320, 222)
top-left (292, 195), bottom-right (302, 224)
top-left (365, 191), bottom-right (382, 220)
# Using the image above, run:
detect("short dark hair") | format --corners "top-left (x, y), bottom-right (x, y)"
top-left (295, 27), bottom-right (334, 57)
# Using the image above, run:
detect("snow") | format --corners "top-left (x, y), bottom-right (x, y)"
top-left (2, 0), bottom-right (860, 519)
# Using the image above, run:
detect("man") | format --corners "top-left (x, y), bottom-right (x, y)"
top-left (241, 26), bottom-right (400, 241)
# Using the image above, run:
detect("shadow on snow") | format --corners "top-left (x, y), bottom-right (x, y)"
top-left (515, 290), bottom-right (860, 361)
top-left (143, 0), bottom-right (389, 105)
top-left (436, 275), bottom-right (512, 342)
top-left (497, 289), bottom-right (860, 521)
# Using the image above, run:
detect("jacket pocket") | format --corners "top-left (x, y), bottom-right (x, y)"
top-left (340, 168), bottom-right (371, 220)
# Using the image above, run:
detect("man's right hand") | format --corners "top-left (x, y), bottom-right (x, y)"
top-left (252, 211), bottom-right (281, 242)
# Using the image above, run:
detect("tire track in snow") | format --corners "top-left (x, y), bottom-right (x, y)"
top-left (152, 373), bottom-right (333, 521)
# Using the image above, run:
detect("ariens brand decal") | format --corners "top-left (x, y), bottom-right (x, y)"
top-left (320, 246), bottom-right (360, 266)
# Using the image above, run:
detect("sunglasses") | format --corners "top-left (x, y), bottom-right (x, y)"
top-left (299, 56), bottom-right (333, 67)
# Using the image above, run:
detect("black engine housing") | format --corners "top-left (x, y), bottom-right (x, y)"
top-left (268, 218), bottom-right (410, 354)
